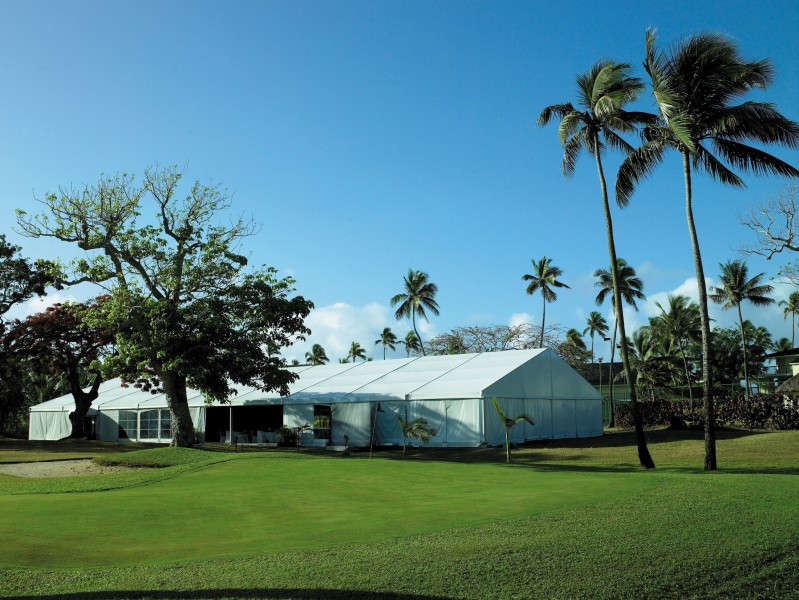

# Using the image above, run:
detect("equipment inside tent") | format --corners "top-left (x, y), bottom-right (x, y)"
top-left (29, 348), bottom-right (603, 446)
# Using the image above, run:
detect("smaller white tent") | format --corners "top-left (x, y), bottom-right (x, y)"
top-left (29, 349), bottom-right (602, 446)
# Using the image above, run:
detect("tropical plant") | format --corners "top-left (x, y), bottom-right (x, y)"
top-left (539, 60), bottom-right (656, 468)
top-left (583, 311), bottom-right (609, 363)
top-left (616, 31), bottom-right (799, 470)
top-left (566, 328), bottom-right (587, 350)
top-left (391, 270), bottom-right (439, 356)
top-left (594, 258), bottom-right (646, 428)
top-left (710, 260), bottom-right (775, 399)
top-left (773, 337), bottom-right (792, 352)
top-left (304, 343), bottom-right (329, 365)
top-left (618, 328), bottom-right (678, 401)
top-left (779, 291), bottom-right (799, 347)
top-left (347, 341), bottom-right (367, 363)
top-left (522, 256), bottom-right (570, 348)
top-left (402, 330), bottom-right (422, 357)
top-left (396, 415), bottom-right (437, 457)
top-left (374, 327), bottom-right (398, 360)
top-left (491, 397), bottom-right (534, 463)
top-left (652, 295), bottom-right (702, 407)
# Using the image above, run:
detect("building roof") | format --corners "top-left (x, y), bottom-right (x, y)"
top-left (763, 347), bottom-right (799, 359)
top-left (31, 348), bottom-right (601, 413)
top-left (573, 361), bottom-right (624, 386)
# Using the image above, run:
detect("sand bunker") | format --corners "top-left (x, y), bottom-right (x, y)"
top-left (0, 459), bottom-right (142, 478)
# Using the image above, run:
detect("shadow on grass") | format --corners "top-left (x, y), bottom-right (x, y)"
top-left (15, 589), bottom-right (451, 600)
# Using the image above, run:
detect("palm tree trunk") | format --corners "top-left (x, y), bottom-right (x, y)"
top-left (591, 333), bottom-right (595, 363)
top-left (505, 429), bottom-right (510, 463)
top-left (792, 311), bottom-right (795, 347)
top-left (677, 337), bottom-right (693, 410)
top-left (683, 149), bottom-right (716, 471)
top-left (596, 149), bottom-right (654, 468)
top-left (540, 297), bottom-right (546, 348)
top-left (737, 304), bottom-right (750, 400)
top-left (413, 312), bottom-right (425, 356)
top-left (609, 319), bottom-right (617, 428)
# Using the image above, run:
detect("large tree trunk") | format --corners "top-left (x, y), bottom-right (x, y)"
top-left (596, 150), bottom-right (654, 468)
top-left (737, 304), bottom-right (750, 400)
top-left (608, 319), bottom-right (617, 428)
top-left (68, 370), bottom-right (102, 438)
top-left (161, 371), bottom-right (196, 447)
top-left (677, 337), bottom-right (693, 410)
top-left (413, 312), bottom-right (425, 356)
top-left (683, 150), bottom-right (716, 471)
top-left (540, 297), bottom-right (546, 348)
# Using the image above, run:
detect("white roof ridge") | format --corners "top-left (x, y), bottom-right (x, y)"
top-left (287, 361), bottom-right (364, 396)
top-left (344, 356), bottom-right (423, 396)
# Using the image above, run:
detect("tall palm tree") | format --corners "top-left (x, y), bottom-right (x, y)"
top-left (583, 311), bottom-right (609, 363)
top-left (617, 31), bottom-right (799, 470)
top-left (539, 60), bottom-right (656, 468)
top-left (652, 295), bottom-right (701, 407)
top-left (779, 291), bottom-right (799, 347)
top-left (402, 331), bottom-right (422, 357)
top-left (619, 328), bottom-right (677, 402)
top-left (304, 343), bottom-right (329, 366)
top-left (347, 341), bottom-right (367, 363)
top-left (391, 270), bottom-right (439, 356)
top-left (773, 337), bottom-right (792, 352)
top-left (710, 260), bottom-right (775, 399)
top-left (374, 327), bottom-right (398, 360)
top-left (566, 328), bottom-right (587, 351)
top-left (595, 258), bottom-right (646, 428)
top-left (522, 256), bottom-right (570, 348)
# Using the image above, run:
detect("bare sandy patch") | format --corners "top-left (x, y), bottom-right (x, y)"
top-left (0, 459), bottom-right (143, 478)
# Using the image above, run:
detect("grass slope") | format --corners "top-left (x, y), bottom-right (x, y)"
top-left (0, 429), bottom-right (797, 599)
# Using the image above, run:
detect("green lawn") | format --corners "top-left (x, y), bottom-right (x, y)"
top-left (0, 429), bottom-right (797, 599)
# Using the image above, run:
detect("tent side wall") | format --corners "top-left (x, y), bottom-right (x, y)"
top-left (331, 403), bottom-right (371, 446)
top-left (28, 410), bottom-right (72, 441)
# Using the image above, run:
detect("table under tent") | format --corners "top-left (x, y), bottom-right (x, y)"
top-left (29, 348), bottom-right (603, 447)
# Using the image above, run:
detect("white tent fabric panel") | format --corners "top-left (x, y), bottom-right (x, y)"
top-left (189, 407), bottom-right (206, 437)
top-left (483, 352), bottom-right (554, 400)
top-left (375, 402), bottom-right (406, 445)
top-left (552, 399), bottom-right (577, 439)
top-left (28, 411), bottom-right (71, 441)
top-left (410, 400), bottom-right (449, 445)
top-left (295, 358), bottom-right (418, 402)
top-left (357, 354), bottom-right (474, 400)
top-left (576, 400), bottom-right (602, 437)
top-left (484, 397), bottom-right (527, 446)
top-left (548, 354), bottom-right (604, 400)
top-left (283, 404), bottom-right (314, 429)
top-left (331, 403), bottom-right (371, 446)
top-left (444, 399), bottom-right (482, 446)
top-left (523, 398), bottom-right (554, 440)
top-left (97, 410), bottom-right (120, 441)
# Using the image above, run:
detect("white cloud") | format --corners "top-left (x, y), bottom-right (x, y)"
top-left (509, 312), bottom-right (533, 327)
top-left (4, 291), bottom-right (80, 322)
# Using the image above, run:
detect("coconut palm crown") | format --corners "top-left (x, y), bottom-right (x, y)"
top-left (304, 343), bottom-right (329, 366)
top-left (522, 256), bottom-right (570, 348)
top-left (779, 291), bottom-right (799, 347)
top-left (374, 327), bottom-right (398, 360)
top-left (583, 311), bottom-right (609, 363)
top-left (391, 269), bottom-right (439, 356)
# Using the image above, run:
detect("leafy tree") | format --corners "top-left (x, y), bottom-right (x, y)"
top-left (539, 60), bottom-right (656, 468)
top-left (594, 258), bottom-right (645, 427)
top-left (710, 322), bottom-right (773, 392)
top-left (778, 291), bottom-right (799, 347)
top-left (305, 343), bottom-right (329, 365)
top-left (522, 256), bottom-right (570, 349)
top-left (16, 166), bottom-right (313, 447)
top-left (426, 323), bottom-right (562, 355)
top-left (391, 270), bottom-right (439, 356)
top-left (491, 397), bottom-right (534, 463)
top-left (710, 260), bottom-right (774, 399)
top-left (617, 31), bottom-right (799, 471)
top-left (402, 330), bottom-right (422, 357)
top-left (583, 311), bottom-right (609, 363)
top-left (9, 298), bottom-right (114, 437)
top-left (618, 328), bottom-right (678, 401)
top-left (566, 328), bottom-right (587, 350)
top-left (374, 327), bottom-right (398, 360)
top-left (651, 295), bottom-right (701, 407)
top-left (396, 415), bottom-right (437, 457)
top-left (348, 341), bottom-right (367, 363)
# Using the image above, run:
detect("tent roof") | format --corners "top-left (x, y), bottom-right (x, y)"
top-left (31, 348), bottom-right (600, 412)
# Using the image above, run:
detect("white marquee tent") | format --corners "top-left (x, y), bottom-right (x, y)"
top-left (29, 348), bottom-right (603, 446)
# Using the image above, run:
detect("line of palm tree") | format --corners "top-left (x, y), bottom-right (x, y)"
top-left (374, 327), bottom-right (398, 360)
top-left (539, 60), bottom-right (656, 468)
top-left (583, 311), bottom-right (609, 364)
top-left (616, 31), bottom-right (799, 470)
top-left (391, 270), bottom-right (439, 356)
top-left (402, 331), bottom-right (422, 357)
top-left (522, 256), bottom-right (570, 349)
top-left (651, 295), bottom-right (701, 408)
top-left (347, 341), bottom-right (367, 363)
top-left (709, 260), bottom-right (774, 400)
top-left (594, 258), bottom-right (646, 429)
top-left (304, 343), bottom-right (329, 365)
top-left (778, 291), bottom-right (799, 347)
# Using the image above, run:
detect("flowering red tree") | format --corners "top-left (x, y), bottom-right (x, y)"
top-left (11, 297), bottom-right (114, 438)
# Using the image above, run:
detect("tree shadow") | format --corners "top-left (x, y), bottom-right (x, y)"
top-left (14, 588), bottom-right (452, 600)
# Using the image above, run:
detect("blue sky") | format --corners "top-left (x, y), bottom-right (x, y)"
top-left (1, 0), bottom-right (798, 362)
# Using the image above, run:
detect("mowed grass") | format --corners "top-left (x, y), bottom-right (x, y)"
top-left (0, 429), bottom-right (797, 599)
